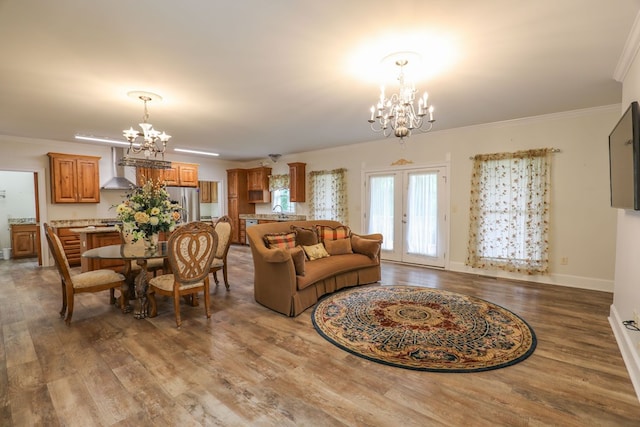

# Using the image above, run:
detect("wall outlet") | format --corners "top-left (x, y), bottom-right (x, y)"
top-left (560, 257), bottom-right (569, 265)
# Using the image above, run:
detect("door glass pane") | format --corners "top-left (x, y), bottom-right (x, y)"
top-left (368, 175), bottom-right (394, 251)
top-left (406, 172), bottom-right (438, 257)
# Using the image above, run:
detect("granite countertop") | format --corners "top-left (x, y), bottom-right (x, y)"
top-left (8, 218), bottom-right (36, 225)
top-left (69, 226), bottom-right (119, 234)
top-left (239, 214), bottom-right (306, 221)
top-left (49, 218), bottom-right (119, 228)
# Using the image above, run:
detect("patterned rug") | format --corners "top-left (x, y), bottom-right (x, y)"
top-left (312, 285), bottom-right (536, 372)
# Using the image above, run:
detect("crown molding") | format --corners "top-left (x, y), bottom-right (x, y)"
top-left (614, 10), bottom-right (640, 82)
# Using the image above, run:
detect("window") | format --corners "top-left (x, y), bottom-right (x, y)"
top-left (466, 149), bottom-right (552, 274)
top-left (272, 188), bottom-right (295, 213)
top-left (308, 168), bottom-right (348, 222)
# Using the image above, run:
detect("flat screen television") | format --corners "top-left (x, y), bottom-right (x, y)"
top-left (609, 101), bottom-right (640, 210)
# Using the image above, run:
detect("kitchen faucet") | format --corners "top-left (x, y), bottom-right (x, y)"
top-left (272, 204), bottom-right (286, 218)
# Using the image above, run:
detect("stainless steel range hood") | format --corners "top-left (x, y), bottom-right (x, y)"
top-left (101, 147), bottom-right (137, 190)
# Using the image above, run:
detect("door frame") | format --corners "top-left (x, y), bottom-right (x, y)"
top-left (361, 161), bottom-right (451, 269)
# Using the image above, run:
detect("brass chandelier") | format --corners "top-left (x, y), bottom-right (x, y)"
top-left (368, 56), bottom-right (435, 140)
top-left (123, 91), bottom-right (171, 159)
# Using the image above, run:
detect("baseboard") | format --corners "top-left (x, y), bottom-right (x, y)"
top-left (609, 305), bottom-right (640, 402)
top-left (448, 261), bottom-right (614, 292)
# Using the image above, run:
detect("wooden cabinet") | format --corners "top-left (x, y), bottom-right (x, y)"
top-left (247, 167), bottom-right (271, 203)
top-left (198, 180), bottom-right (218, 203)
top-left (79, 231), bottom-right (124, 272)
top-left (288, 162), bottom-right (306, 202)
top-left (11, 224), bottom-right (39, 258)
top-left (54, 227), bottom-right (82, 266)
top-left (227, 169), bottom-right (255, 244)
top-left (48, 152), bottom-right (100, 203)
top-left (136, 162), bottom-right (198, 187)
top-left (239, 218), bottom-right (246, 246)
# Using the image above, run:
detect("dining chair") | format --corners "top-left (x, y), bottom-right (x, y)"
top-left (147, 222), bottom-right (217, 328)
top-left (43, 223), bottom-right (127, 325)
top-left (209, 215), bottom-right (232, 290)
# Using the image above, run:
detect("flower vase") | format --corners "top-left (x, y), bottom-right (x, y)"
top-left (144, 233), bottom-right (159, 251)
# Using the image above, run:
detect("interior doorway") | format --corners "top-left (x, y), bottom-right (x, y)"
top-left (364, 166), bottom-right (449, 268)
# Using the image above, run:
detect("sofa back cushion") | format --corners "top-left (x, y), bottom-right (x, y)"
top-left (324, 238), bottom-right (353, 255)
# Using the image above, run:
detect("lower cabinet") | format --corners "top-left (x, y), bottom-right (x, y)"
top-left (80, 231), bottom-right (124, 272)
top-left (11, 224), bottom-right (39, 258)
top-left (54, 227), bottom-right (81, 266)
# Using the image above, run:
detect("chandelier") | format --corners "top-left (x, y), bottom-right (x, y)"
top-left (368, 57), bottom-right (435, 140)
top-left (123, 91), bottom-right (171, 159)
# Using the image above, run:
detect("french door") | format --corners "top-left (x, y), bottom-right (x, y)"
top-left (365, 167), bottom-right (448, 267)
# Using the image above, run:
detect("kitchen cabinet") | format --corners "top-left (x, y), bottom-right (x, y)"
top-left (11, 224), bottom-right (39, 258)
top-left (247, 167), bottom-right (271, 203)
top-left (78, 229), bottom-right (124, 272)
top-left (136, 162), bottom-right (198, 187)
top-left (54, 227), bottom-right (82, 266)
top-left (164, 162), bottom-right (199, 187)
top-left (198, 180), bottom-right (218, 203)
top-left (48, 152), bottom-right (100, 203)
top-left (288, 162), bottom-right (306, 202)
top-left (227, 169), bottom-right (255, 244)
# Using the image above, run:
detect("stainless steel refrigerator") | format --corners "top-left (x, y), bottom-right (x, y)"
top-left (166, 186), bottom-right (200, 223)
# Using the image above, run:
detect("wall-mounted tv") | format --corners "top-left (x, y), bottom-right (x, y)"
top-left (609, 101), bottom-right (640, 210)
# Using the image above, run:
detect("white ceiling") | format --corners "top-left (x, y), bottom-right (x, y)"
top-left (1, 0), bottom-right (639, 161)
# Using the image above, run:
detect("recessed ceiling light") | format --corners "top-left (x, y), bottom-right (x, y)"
top-left (174, 148), bottom-right (219, 157)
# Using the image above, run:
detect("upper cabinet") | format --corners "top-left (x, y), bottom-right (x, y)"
top-left (48, 152), bottom-right (100, 203)
top-left (247, 167), bottom-right (271, 203)
top-left (288, 162), bottom-right (306, 202)
top-left (198, 180), bottom-right (218, 203)
top-left (136, 162), bottom-right (199, 187)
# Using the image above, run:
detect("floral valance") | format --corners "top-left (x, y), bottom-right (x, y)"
top-left (269, 174), bottom-right (290, 191)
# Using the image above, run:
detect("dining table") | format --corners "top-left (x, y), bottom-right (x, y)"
top-left (81, 242), bottom-right (168, 319)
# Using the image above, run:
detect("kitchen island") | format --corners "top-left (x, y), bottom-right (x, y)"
top-left (70, 226), bottom-right (123, 272)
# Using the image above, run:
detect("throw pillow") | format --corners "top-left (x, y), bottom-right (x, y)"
top-left (316, 225), bottom-right (351, 242)
top-left (324, 237), bottom-right (353, 255)
top-left (263, 232), bottom-right (297, 250)
top-left (302, 243), bottom-right (330, 261)
top-left (290, 225), bottom-right (318, 247)
top-left (290, 246), bottom-right (306, 276)
top-left (351, 234), bottom-right (381, 260)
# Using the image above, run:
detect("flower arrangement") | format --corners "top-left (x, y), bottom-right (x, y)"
top-left (114, 179), bottom-right (182, 243)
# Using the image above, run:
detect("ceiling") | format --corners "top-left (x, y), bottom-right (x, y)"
top-left (1, 0), bottom-right (639, 162)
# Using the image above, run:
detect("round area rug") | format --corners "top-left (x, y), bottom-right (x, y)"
top-left (312, 285), bottom-right (536, 372)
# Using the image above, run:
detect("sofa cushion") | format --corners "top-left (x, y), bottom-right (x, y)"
top-left (303, 243), bottom-right (330, 261)
top-left (290, 246), bottom-right (306, 276)
top-left (316, 225), bottom-right (351, 242)
top-left (324, 238), bottom-right (353, 255)
top-left (351, 234), bottom-right (381, 260)
top-left (296, 253), bottom-right (378, 290)
top-left (263, 232), bottom-right (297, 249)
top-left (291, 225), bottom-right (318, 247)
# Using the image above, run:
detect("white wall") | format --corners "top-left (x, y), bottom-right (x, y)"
top-left (0, 171), bottom-right (36, 249)
top-left (252, 106), bottom-right (619, 291)
top-left (610, 22), bottom-right (640, 399)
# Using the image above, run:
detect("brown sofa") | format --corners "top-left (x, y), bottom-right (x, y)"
top-left (247, 220), bottom-right (382, 316)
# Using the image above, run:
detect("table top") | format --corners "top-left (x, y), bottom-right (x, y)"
top-left (82, 242), bottom-right (168, 260)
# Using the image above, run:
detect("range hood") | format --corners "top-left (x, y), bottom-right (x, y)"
top-left (101, 147), bottom-right (137, 190)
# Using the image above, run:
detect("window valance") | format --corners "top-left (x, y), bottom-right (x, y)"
top-left (269, 174), bottom-right (290, 191)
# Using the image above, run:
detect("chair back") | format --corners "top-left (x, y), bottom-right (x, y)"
top-left (213, 216), bottom-right (232, 259)
top-left (167, 222), bottom-right (217, 285)
top-left (43, 223), bottom-right (73, 284)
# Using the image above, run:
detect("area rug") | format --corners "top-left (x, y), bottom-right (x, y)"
top-left (311, 285), bottom-right (536, 372)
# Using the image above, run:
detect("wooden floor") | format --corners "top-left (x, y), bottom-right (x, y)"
top-left (1, 246), bottom-right (639, 426)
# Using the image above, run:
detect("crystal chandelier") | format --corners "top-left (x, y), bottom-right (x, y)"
top-left (368, 57), bottom-right (435, 140)
top-left (123, 91), bottom-right (171, 159)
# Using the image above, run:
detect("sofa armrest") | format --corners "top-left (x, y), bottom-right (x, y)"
top-left (251, 242), bottom-right (291, 263)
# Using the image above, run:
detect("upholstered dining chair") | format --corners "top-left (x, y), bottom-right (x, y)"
top-left (209, 216), bottom-right (232, 290)
top-left (147, 222), bottom-right (217, 328)
top-left (44, 223), bottom-right (127, 325)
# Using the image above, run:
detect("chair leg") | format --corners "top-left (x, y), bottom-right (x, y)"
top-left (204, 279), bottom-right (211, 319)
top-left (147, 288), bottom-right (158, 318)
top-left (64, 289), bottom-right (74, 326)
top-left (59, 279), bottom-right (67, 318)
top-left (118, 286), bottom-right (127, 313)
top-left (109, 288), bottom-right (116, 305)
top-left (223, 265), bottom-right (229, 290)
top-left (213, 271), bottom-right (219, 285)
top-left (173, 292), bottom-right (182, 328)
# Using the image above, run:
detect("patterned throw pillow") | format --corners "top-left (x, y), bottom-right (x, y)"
top-left (263, 232), bottom-right (297, 249)
top-left (302, 243), bottom-right (330, 261)
top-left (290, 225), bottom-right (318, 247)
top-left (324, 238), bottom-right (353, 255)
top-left (316, 225), bottom-right (351, 242)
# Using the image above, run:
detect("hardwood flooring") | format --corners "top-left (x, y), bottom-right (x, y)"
top-left (1, 245), bottom-right (639, 426)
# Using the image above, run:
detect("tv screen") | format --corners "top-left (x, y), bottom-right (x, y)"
top-left (609, 101), bottom-right (640, 210)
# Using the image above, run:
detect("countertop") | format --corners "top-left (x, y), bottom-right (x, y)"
top-left (239, 214), bottom-right (306, 221)
top-left (69, 226), bottom-right (119, 234)
top-left (49, 218), bottom-right (119, 228)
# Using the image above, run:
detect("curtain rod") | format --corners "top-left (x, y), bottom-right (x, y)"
top-left (469, 148), bottom-right (560, 160)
